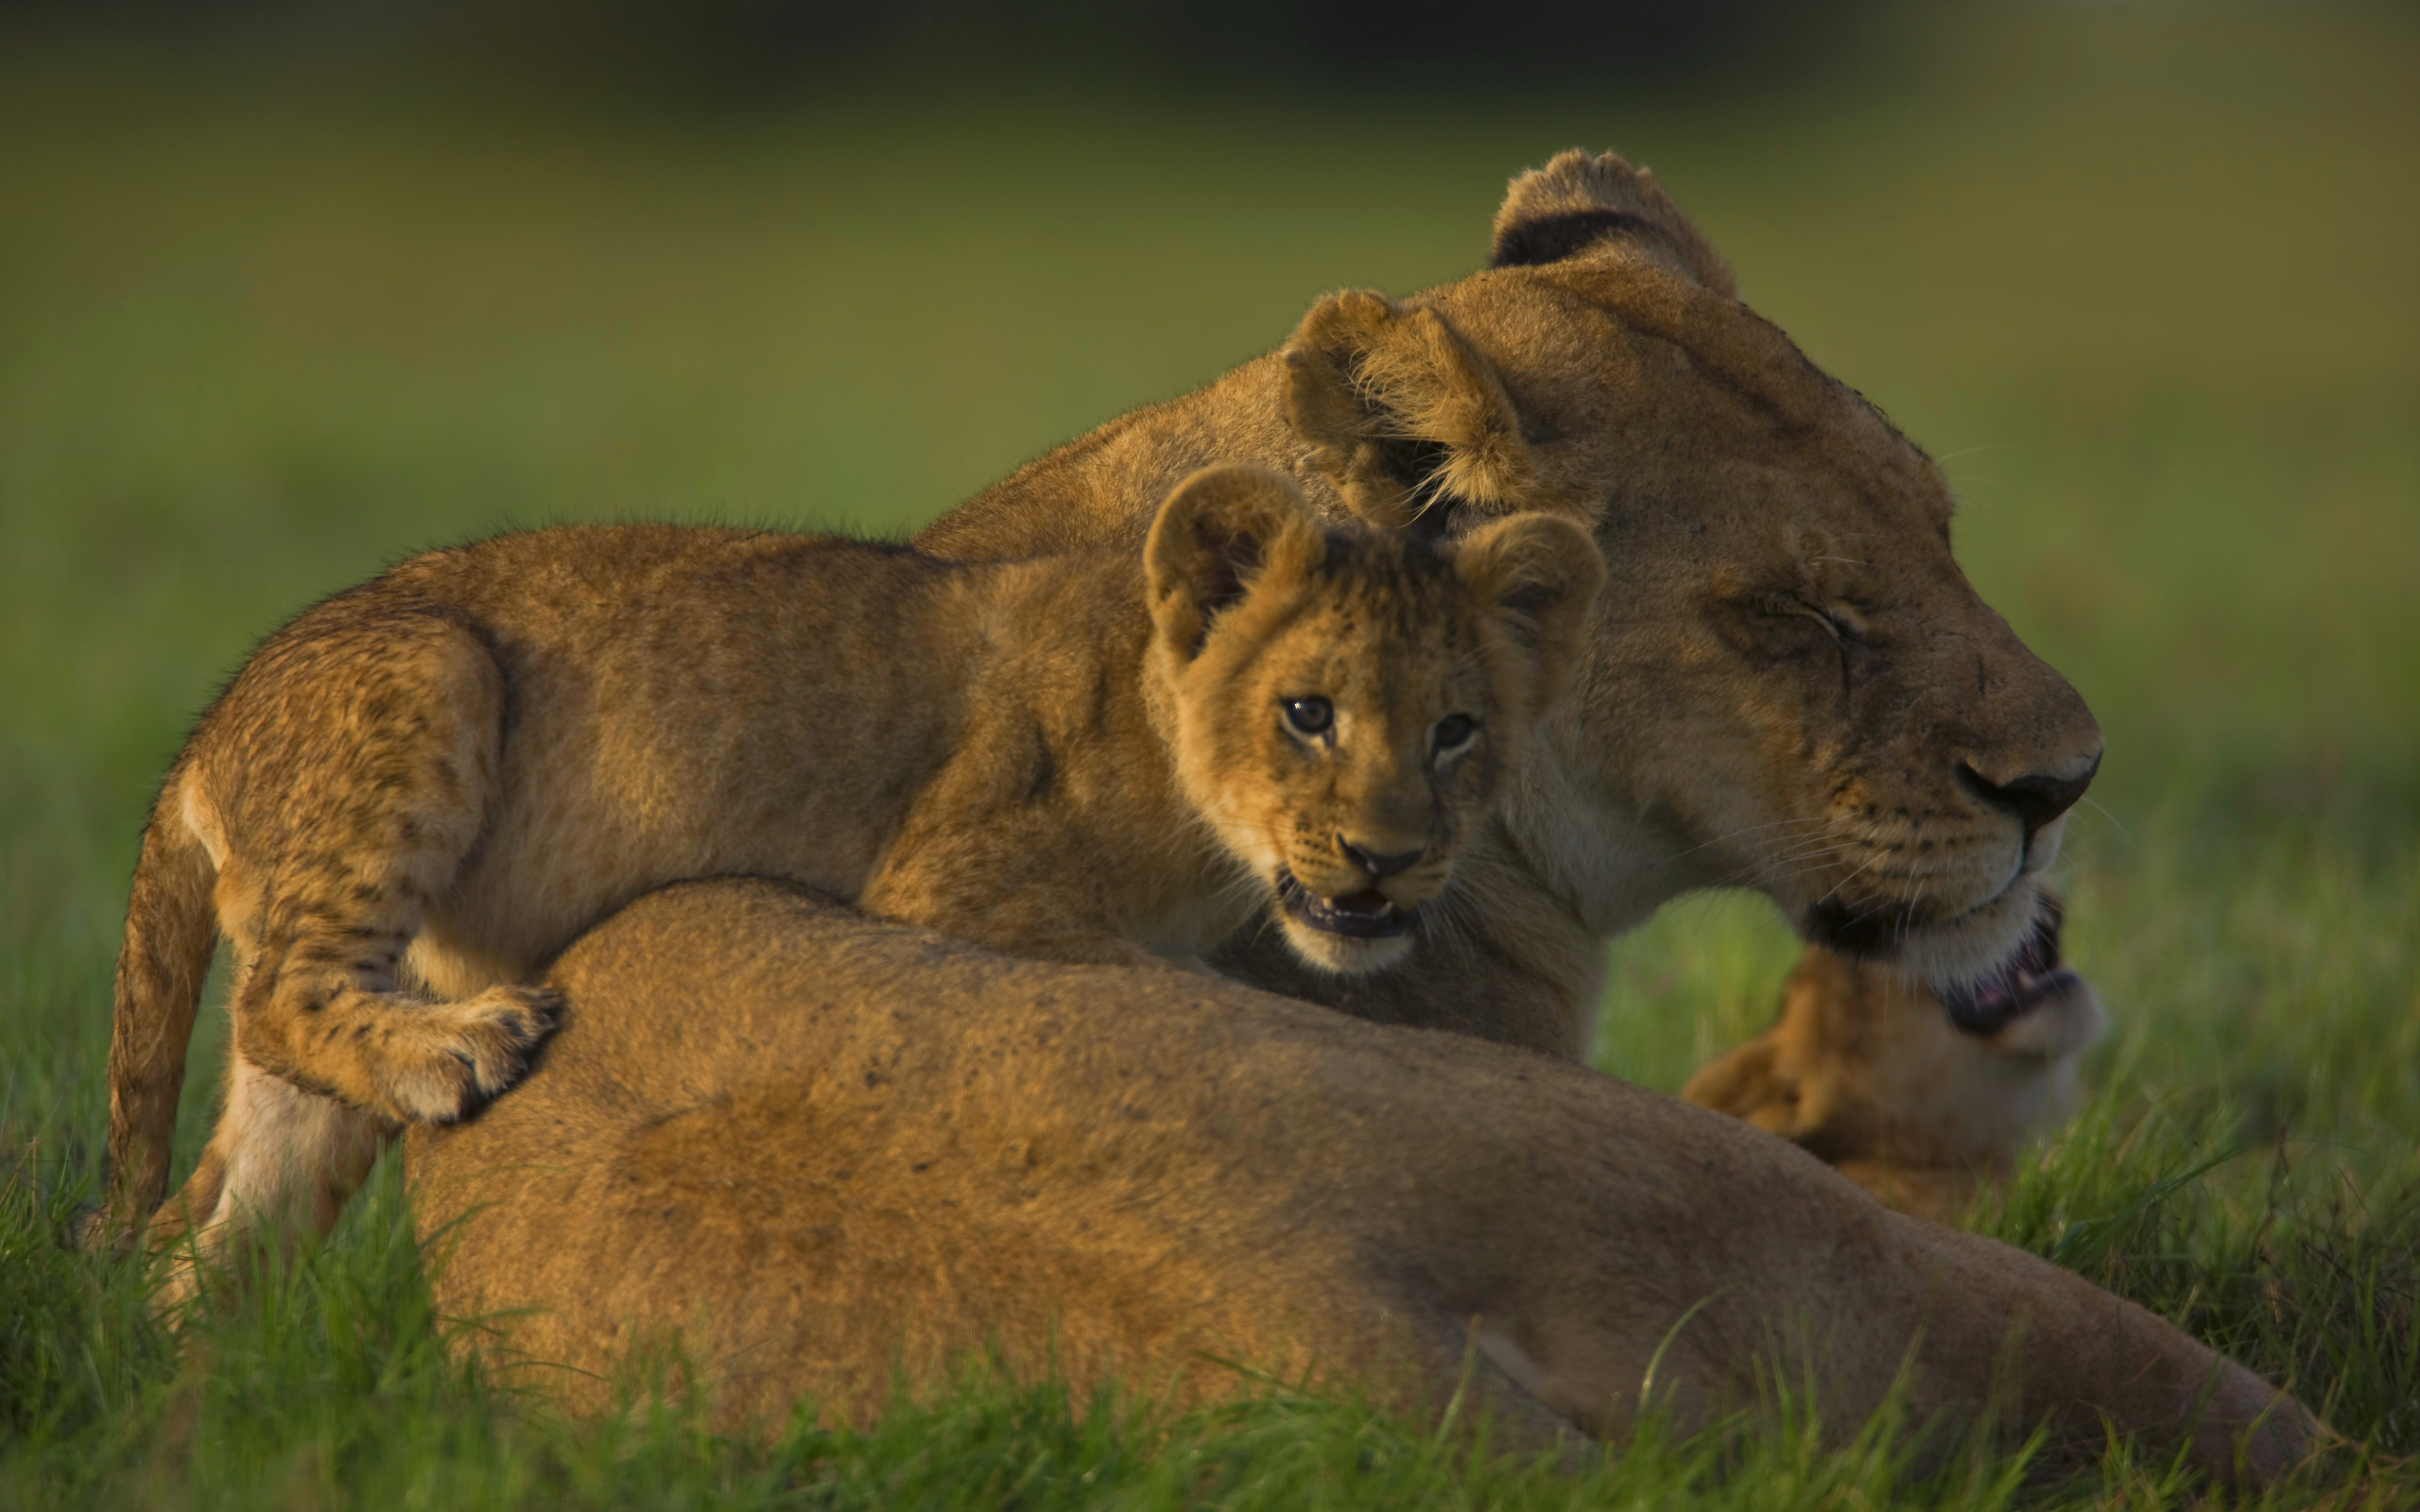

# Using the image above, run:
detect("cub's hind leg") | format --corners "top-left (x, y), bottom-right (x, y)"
top-left (201, 614), bottom-right (557, 1127)
top-left (164, 613), bottom-right (555, 1283)
top-left (147, 1054), bottom-right (386, 1311)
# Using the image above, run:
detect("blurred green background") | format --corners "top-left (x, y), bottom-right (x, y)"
top-left (1, 2), bottom-right (2416, 1502)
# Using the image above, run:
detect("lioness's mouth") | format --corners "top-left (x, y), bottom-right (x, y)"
top-left (1937, 898), bottom-right (2083, 1037)
top-left (1276, 869), bottom-right (1418, 939)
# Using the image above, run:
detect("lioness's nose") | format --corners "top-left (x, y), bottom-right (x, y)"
top-left (1959, 751), bottom-right (2101, 839)
top-left (1338, 837), bottom-right (1424, 879)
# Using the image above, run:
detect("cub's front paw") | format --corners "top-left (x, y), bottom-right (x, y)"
top-left (382, 986), bottom-right (562, 1124)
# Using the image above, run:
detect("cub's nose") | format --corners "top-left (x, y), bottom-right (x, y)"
top-left (1959, 752), bottom-right (2101, 839)
top-left (1338, 836), bottom-right (1424, 880)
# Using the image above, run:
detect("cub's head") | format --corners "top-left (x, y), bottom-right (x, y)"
top-left (1681, 897), bottom-right (2106, 1222)
top-left (1143, 465), bottom-right (1601, 974)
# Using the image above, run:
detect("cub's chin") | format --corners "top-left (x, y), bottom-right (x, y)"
top-left (1272, 871), bottom-right (1421, 976)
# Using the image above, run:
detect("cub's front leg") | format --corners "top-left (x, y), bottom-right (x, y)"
top-left (853, 718), bottom-right (1213, 971)
top-left (858, 800), bottom-right (1201, 973)
top-left (859, 863), bottom-right (1182, 973)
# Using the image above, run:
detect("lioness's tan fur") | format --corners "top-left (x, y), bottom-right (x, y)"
top-left (918, 149), bottom-right (2106, 1078)
top-left (98, 468), bottom-right (1598, 1288)
top-left (410, 880), bottom-right (2312, 1485)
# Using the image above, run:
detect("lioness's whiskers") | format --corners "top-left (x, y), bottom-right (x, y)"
top-left (1812, 850), bottom-right (1887, 908)
top-left (1668, 816), bottom-right (1838, 862)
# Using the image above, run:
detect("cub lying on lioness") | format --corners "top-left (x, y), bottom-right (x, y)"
top-left (95, 464), bottom-right (1600, 1283)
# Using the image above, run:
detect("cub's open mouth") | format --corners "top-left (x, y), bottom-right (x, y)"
top-left (1937, 898), bottom-right (2083, 1037)
top-left (1276, 869), bottom-right (1418, 939)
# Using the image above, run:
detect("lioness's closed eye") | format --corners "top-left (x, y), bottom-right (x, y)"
top-left (93, 462), bottom-right (1601, 1280)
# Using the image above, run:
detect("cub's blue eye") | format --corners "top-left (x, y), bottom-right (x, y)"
top-left (1281, 696), bottom-right (1333, 737)
top-left (1432, 713), bottom-right (1478, 755)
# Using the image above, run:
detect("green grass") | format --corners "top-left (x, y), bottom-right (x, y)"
top-left (3, 3), bottom-right (2415, 1505)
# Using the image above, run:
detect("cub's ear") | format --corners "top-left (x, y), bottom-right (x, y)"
top-left (1678, 1037), bottom-right (1807, 1140)
top-left (1451, 512), bottom-right (1604, 699)
top-left (1283, 290), bottom-right (1532, 537)
top-left (1146, 465), bottom-right (1321, 661)
top-left (1490, 148), bottom-right (1736, 298)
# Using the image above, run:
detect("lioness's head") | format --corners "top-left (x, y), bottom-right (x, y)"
top-left (1144, 465), bottom-right (1601, 974)
top-left (1278, 149), bottom-right (2103, 998)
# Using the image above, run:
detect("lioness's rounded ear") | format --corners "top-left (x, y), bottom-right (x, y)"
top-left (1282, 290), bottom-right (1532, 537)
top-left (1145, 465), bottom-right (1320, 661)
top-left (1452, 512), bottom-right (1604, 696)
top-left (1490, 148), bottom-right (1736, 298)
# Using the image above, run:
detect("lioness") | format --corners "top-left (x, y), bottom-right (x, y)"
top-left (410, 879), bottom-right (2313, 1485)
top-left (916, 149), bottom-right (2105, 1091)
top-left (1683, 897), bottom-right (2108, 1221)
top-left (94, 466), bottom-right (1599, 1280)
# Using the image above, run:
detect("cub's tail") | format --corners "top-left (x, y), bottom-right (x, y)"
top-left (83, 784), bottom-right (219, 1252)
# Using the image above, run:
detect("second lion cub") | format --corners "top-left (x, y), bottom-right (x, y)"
top-left (96, 464), bottom-right (1600, 1284)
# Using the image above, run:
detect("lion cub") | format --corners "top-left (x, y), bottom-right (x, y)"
top-left (95, 464), bottom-right (1600, 1279)
top-left (1682, 897), bottom-right (2105, 1221)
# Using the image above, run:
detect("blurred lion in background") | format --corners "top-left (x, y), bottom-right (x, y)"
top-left (1685, 897), bottom-right (2107, 1219)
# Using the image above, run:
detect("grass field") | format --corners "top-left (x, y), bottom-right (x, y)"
top-left (3, 4), bottom-right (2415, 1505)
